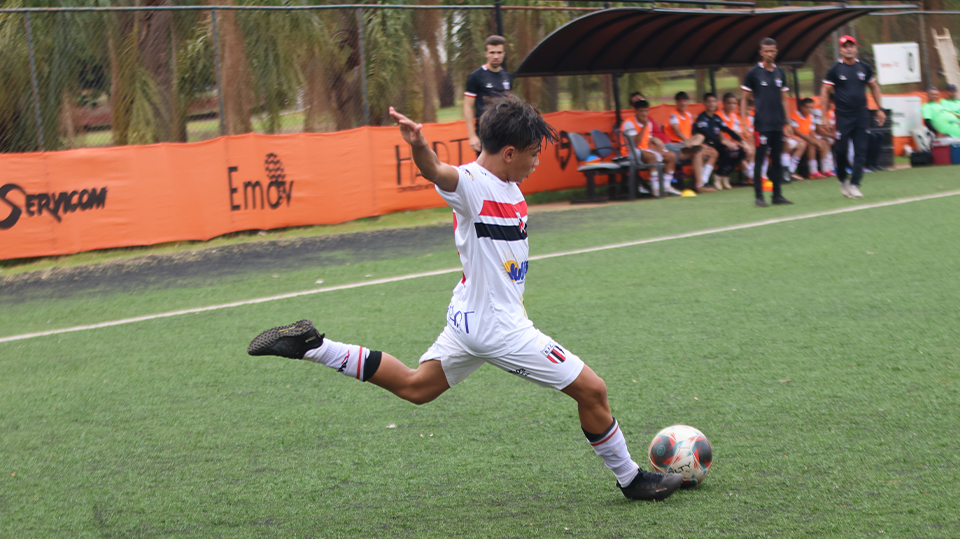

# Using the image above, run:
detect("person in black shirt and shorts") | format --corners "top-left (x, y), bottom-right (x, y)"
top-left (464, 35), bottom-right (515, 154)
top-left (819, 35), bottom-right (886, 199)
top-left (740, 38), bottom-right (793, 207)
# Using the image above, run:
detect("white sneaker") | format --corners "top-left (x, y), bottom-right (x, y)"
top-left (840, 179), bottom-right (852, 198)
top-left (665, 186), bottom-right (683, 196)
top-left (848, 184), bottom-right (864, 198)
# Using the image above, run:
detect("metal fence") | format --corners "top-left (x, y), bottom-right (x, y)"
top-left (1, 2), bottom-right (958, 154)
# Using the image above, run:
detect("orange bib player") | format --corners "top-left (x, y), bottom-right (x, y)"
top-left (790, 98), bottom-right (834, 178)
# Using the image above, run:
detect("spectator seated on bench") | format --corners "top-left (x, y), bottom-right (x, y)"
top-left (718, 92), bottom-right (756, 184)
top-left (619, 100), bottom-right (681, 197)
top-left (666, 91), bottom-right (713, 191)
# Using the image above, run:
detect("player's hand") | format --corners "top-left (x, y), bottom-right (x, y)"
top-left (875, 109), bottom-right (886, 126)
top-left (389, 106), bottom-right (427, 148)
top-left (469, 134), bottom-right (481, 153)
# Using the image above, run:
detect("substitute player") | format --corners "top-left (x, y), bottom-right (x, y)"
top-left (819, 35), bottom-right (885, 199)
top-left (246, 96), bottom-right (684, 502)
top-left (741, 37), bottom-right (793, 207)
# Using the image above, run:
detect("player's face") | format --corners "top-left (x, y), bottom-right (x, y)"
top-left (676, 98), bottom-right (688, 112)
top-left (759, 44), bottom-right (777, 64)
top-left (801, 103), bottom-right (813, 116)
top-left (505, 143), bottom-right (541, 183)
top-left (485, 45), bottom-right (505, 69)
top-left (635, 107), bottom-right (649, 123)
top-left (724, 97), bottom-right (738, 113)
top-left (704, 96), bottom-right (718, 113)
top-left (840, 42), bottom-right (858, 60)
top-left (928, 89), bottom-right (940, 102)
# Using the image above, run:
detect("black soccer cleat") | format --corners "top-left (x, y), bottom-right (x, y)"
top-left (618, 469), bottom-right (684, 502)
top-left (247, 319), bottom-right (324, 359)
top-left (771, 195), bottom-right (794, 205)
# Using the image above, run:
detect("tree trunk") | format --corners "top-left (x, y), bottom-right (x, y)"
top-left (140, 0), bottom-right (173, 141)
top-left (212, 1), bottom-right (253, 135)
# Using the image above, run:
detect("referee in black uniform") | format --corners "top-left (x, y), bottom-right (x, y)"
top-left (819, 35), bottom-right (886, 199)
top-left (740, 37), bottom-right (793, 207)
top-left (464, 35), bottom-right (514, 154)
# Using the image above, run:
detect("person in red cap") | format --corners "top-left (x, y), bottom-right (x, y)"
top-left (819, 35), bottom-right (885, 199)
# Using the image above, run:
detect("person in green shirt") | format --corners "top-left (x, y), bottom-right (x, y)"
top-left (922, 87), bottom-right (960, 138)
top-left (941, 84), bottom-right (960, 114)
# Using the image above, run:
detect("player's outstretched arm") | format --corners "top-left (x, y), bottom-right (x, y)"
top-left (389, 106), bottom-right (459, 192)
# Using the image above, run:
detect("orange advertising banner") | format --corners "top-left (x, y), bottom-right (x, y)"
top-left (0, 110), bottom-right (619, 260)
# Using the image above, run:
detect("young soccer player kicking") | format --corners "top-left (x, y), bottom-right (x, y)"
top-left (246, 96), bottom-right (684, 502)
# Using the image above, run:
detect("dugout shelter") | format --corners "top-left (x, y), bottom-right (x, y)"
top-left (515, 3), bottom-right (917, 125)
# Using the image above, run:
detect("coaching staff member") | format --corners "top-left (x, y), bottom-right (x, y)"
top-left (741, 37), bottom-right (793, 207)
top-left (820, 35), bottom-right (885, 199)
top-left (464, 35), bottom-right (514, 154)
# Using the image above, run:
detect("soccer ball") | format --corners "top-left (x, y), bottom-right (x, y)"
top-left (648, 425), bottom-right (713, 488)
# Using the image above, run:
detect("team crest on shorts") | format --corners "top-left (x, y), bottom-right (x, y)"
top-left (541, 342), bottom-right (567, 364)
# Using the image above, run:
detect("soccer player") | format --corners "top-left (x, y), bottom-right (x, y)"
top-left (694, 93), bottom-right (745, 190)
top-left (464, 35), bottom-right (514, 154)
top-left (790, 98), bottom-right (833, 179)
top-left (246, 95), bottom-right (684, 502)
top-left (621, 99), bottom-right (682, 196)
top-left (741, 37), bottom-right (793, 207)
top-left (719, 93), bottom-right (755, 183)
top-left (819, 35), bottom-right (885, 199)
top-left (668, 91), bottom-right (717, 191)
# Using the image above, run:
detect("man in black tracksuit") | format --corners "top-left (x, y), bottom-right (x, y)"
top-left (695, 93), bottom-right (745, 189)
top-left (819, 34), bottom-right (886, 199)
top-left (740, 37), bottom-right (793, 207)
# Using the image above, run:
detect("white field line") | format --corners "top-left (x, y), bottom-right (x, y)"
top-left (3, 189), bottom-right (958, 344)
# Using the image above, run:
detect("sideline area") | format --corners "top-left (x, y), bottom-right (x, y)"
top-left (3, 186), bottom-right (957, 344)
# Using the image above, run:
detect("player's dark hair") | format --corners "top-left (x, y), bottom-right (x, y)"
top-left (722, 92), bottom-right (737, 101)
top-left (478, 94), bottom-right (558, 154)
top-left (675, 91), bottom-right (689, 101)
top-left (800, 97), bottom-right (814, 106)
top-left (703, 92), bottom-right (717, 102)
top-left (630, 91), bottom-right (645, 100)
top-left (760, 37), bottom-right (777, 48)
top-left (633, 99), bottom-right (650, 109)
top-left (485, 35), bottom-right (506, 48)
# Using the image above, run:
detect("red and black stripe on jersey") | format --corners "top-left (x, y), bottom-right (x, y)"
top-left (474, 200), bottom-right (528, 242)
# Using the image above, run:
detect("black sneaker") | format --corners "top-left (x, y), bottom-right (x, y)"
top-left (771, 196), bottom-right (794, 205)
top-left (248, 319), bottom-right (324, 359)
top-left (618, 469), bottom-right (684, 501)
top-left (755, 197), bottom-right (769, 207)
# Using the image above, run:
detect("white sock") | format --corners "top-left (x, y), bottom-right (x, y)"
top-left (761, 159), bottom-right (769, 179)
top-left (586, 419), bottom-right (640, 486)
top-left (781, 153), bottom-right (791, 169)
top-left (789, 155), bottom-right (800, 173)
top-left (744, 162), bottom-right (755, 180)
top-left (702, 164), bottom-right (714, 184)
top-left (304, 339), bottom-right (375, 381)
top-left (822, 152), bottom-right (834, 172)
top-left (649, 171), bottom-right (659, 195)
top-left (808, 159), bottom-right (819, 174)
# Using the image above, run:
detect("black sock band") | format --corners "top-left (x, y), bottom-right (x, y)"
top-left (362, 351), bottom-right (382, 382)
top-left (582, 417), bottom-right (617, 443)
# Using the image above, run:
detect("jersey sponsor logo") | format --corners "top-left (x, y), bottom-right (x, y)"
top-left (503, 259), bottom-right (529, 283)
top-left (541, 342), bottom-right (567, 364)
top-left (503, 81), bottom-right (511, 90)
top-left (775, 78), bottom-right (782, 87)
top-left (447, 304), bottom-right (475, 335)
top-left (486, 83), bottom-right (494, 88)
top-left (839, 75), bottom-right (848, 81)
top-left (760, 80), bottom-right (768, 86)
top-left (858, 71), bottom-right (866, 81)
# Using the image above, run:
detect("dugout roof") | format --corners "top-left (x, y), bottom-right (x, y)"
top-left (515, 5), bottom-right (917, 77)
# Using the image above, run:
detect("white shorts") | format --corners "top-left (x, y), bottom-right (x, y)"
top-left (785, 137), bottom-right (798, 151)
top-left (419, 325), bottom-right (585, 390)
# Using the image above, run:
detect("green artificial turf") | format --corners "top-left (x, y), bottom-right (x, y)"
top-left (2, 167), bottom-right (959, 537)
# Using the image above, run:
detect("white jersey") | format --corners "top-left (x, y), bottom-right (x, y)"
top-left (436, 162), bottom-right (534, 357)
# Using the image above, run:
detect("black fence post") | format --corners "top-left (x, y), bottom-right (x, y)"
top-left (494, 0), bottom-right (504, 36)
